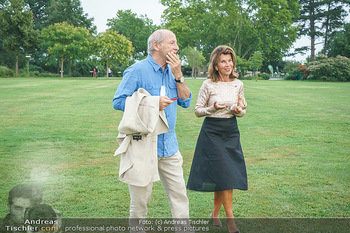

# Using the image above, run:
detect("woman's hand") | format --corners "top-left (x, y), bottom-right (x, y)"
top-left (231, 105), bottom-right (242, 114)
top-left (214, 102), bottom-right (227, 110)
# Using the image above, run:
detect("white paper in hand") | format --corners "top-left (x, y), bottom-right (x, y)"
top-left (160, 86), bottom-right (166, 96)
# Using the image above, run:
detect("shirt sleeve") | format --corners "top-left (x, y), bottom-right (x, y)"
top-left (234, 83), bottom-right (247, 117)
top-left (177, 92), bottom-right (192, 108)
top-left (194, 81), bottom-right (217, 117)
top-left (112, 68), bottom-right (139, 112)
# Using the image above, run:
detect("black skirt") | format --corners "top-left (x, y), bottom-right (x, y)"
top-left (187, 117), bottom-right (248, 192)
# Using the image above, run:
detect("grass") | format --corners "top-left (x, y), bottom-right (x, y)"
top-left (0, 77), bottom-right (349, 219)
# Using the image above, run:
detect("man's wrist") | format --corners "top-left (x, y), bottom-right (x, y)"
top-left (175, 76), bottom-right (185, 83)
top-left (174, 72), bottom-right (183, 80)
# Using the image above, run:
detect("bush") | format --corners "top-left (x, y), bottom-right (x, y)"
top-left (240, 75), bottom-right (253, 80)
top-left (18, 69), bottom-right (39, 77)
top-left (37, 72), bottom-right (60, 78)
top-left (282, 60), bottom-right (301, 74)
top-left (0, 66), bottom-right (14, 77)
top-left (284, 69), bottom-right (299, 80)
top-left (5, 69), bottom-right (15, 77)
top-left (307, 55), bottom-right (350, 81)
top-left (240, 75), bottom-right (265, 80)
top-left (281, 60), bottom-right (303, 80)
top-left (258, 73), bottom-right (271, 80)
top-left (297, 65), bottom-right (309, 79)
top-left (71, 70), bottom-right (82, 77)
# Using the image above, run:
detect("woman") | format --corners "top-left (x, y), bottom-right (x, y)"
top-left (187, 45), bottom-right (247, 233)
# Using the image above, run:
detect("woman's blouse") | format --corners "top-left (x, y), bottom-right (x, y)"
top-left (194, 78), bottom-right (246, 118)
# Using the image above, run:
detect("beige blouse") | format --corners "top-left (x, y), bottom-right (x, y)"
top-left (194, 78), bottom-right (247, 118)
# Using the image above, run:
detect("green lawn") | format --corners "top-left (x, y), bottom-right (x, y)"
top-left (0, 77), bottom-right (349, 219)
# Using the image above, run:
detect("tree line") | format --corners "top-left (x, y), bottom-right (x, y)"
top-left (0, 0), bottom-right (349, 79)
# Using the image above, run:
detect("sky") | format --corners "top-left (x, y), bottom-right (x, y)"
top-left (80, 0), bottom-right (166, 30)
top-left (80, 0), bottom-right (348, 63)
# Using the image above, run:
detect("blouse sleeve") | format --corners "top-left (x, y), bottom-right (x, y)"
top-left (194, 81), bottom-right (217, 117)
top-left (234, 83), bottom-right (247, 117)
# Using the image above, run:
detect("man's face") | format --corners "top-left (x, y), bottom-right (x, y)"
top-left (8, 197), bottom-right (32, 224)
top-left (158, 31), bottom-right (179, 60)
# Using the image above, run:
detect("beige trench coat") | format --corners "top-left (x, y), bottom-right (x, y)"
top-left (114, 88), bottom-right (169, 187)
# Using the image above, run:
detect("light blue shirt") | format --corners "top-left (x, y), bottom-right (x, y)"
top-left (113, 55), bottom-right (192, 157)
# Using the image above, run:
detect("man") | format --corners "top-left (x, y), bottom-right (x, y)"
top-left (1, 184), bottom-right (42, 233)
top-left (113, 29), bottom-right (192, 220)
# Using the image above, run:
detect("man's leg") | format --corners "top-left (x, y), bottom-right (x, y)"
top-left (158, 151), bottom-right (189, 218)
top-left (129, 183), bottom-right (153, 218)
top-left (128, 183), bottom-right (153, 233)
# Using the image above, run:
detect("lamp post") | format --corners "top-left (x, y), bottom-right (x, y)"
top-left (25, 55), bottom-right (31, 71)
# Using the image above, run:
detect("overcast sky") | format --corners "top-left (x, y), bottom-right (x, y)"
top-left (80, 0), bottom-right (165, 31)
top-left (80, 0), bottom-right (348, 63)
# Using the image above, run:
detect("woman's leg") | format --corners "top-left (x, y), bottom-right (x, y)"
top-left (221, 190), bottom-right (233, 218)
top-left (221, 189), bottom-right (239, 233)
top-left (213, 191), bottom-right (222, 216)
top-left (211, 192), bottom-right (223, 226)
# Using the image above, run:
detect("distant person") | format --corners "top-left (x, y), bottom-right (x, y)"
top-left (1, 184), bottom-right (43, 233)
top-left (108, 67), bottom-right (112, 78)
top-left (93, 66), bottom-right (98, 78)
top-left (187, 45), bottom-right (248, 233)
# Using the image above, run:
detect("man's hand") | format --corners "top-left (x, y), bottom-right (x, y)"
top-left (166, 51), bottom-right (191, 100)
top-left (166, 52), bottom-right (182, 79)
top-left (159, 96), bottom-right (174, 110)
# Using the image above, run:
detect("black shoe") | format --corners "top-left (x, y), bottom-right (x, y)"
top-left (210, 212), bottom-right (223, 228)
top-left (226, 218), bottom-right (240, 233)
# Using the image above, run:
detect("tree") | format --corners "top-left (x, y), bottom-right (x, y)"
top-left (43, 0), bottom-right (96, 75)
top-left (249, 51), bottom-right (263, 78)
top-left (40, 22), bottom-right (92, 78)
top-left (43, 0), bottom-right (96, 34)
top-left (107, 10), bottom-right (157, 60)
top-left (320, 0), bottom-right (349, 55)
top-left (328, 23), bottom-right (350, 58)
top-left (0, 0), bottom-right (38, 75)
top-left (297, 0), bottom-right (349, 61)
top-left (297, 0), bottom-right (323, 61)
top-left (94, 30), bottom-right (134, 78)
top-left (161, 0), bottom-right (257, 59)
top-left (181, 46), bottom-right (205, 78)
top-left (24, 0), bottom-right (51, 30)
top-left (251, 0), bottom-right (299, 62)
top-left (161, 0), bottom-right (299, 64)
top-left (282, 60), bottom-right (302, 73)
top-left (23, 0), bottom-right (96, 75)
top-left (215, 1), bottom-right (259, 60)
top-left (236, 56), bottom-right (250, 78)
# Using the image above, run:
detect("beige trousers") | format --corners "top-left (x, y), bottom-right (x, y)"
top-left (129, 151), bottom-right (189, 218)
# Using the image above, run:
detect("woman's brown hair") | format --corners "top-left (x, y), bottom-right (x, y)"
top-left (208, 45), bottom-right (238, 82)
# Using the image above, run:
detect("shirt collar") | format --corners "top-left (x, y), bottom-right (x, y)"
top-left (146, 54), bottom-right (169, 73)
